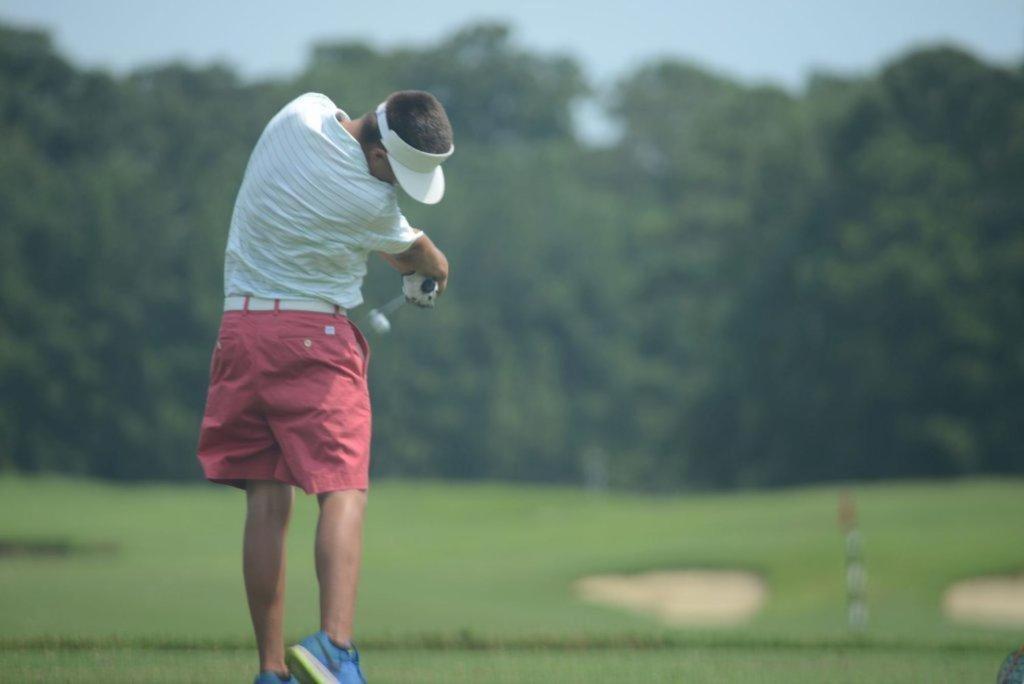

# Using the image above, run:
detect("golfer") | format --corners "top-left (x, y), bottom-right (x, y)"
top-left (196, 91), bottom-right (453, 684)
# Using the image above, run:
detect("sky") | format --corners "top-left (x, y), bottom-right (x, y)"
top-left (1, 0), bottom-right (1021, 91)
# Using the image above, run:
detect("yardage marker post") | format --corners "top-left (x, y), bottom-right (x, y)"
top-left (838, 490), bottom-right (868, 631)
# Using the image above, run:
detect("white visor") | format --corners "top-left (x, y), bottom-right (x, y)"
top-left (376, 102), bottom-right (453, 204)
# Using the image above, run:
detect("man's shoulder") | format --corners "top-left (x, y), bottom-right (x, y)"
top-left (288, 92), bottom-right (336, 111)
top-left (277, 92), bottom-right (337, 125)
top-left (260, 93), bottom-right (399, 219)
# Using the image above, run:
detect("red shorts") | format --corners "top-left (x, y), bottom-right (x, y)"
top-left (197, 310), bottom-right (372, 493)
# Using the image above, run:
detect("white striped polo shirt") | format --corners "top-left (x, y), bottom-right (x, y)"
top-left (224, 93), bottom-right (422, 309)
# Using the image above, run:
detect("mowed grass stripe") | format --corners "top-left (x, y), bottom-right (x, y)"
top-left (0, 647), bottom-right (1007, 684)
top-left (0, 632), bottom-right (1012, 653)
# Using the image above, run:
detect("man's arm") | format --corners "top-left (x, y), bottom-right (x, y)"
top-left (377, 234), bottom-right (449, 295)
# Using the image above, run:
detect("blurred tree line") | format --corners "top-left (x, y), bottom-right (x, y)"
top-left (1, 23), bottom-right (1021, 489)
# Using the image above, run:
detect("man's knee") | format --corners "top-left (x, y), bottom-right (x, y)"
top-left (317, 488), bottom-right (367, 515)
top-left (246, 480), bottom-right (294, 523)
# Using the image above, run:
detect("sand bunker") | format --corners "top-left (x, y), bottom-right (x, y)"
top-left (943, 575), bottom-right (1024, 627)
top-left (573, 570), bottom-right (767, 626)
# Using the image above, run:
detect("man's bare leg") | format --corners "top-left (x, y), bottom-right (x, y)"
top-left (244, 480), bottom-right (294, 675)
top-left (316, 489), bottom-right (368, 646)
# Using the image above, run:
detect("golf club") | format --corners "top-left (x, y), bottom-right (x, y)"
top-left (365, 277), bottom-right (437, 334)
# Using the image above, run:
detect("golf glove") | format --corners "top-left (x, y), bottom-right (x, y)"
top-left (403, 273), bottom-right (438, 308)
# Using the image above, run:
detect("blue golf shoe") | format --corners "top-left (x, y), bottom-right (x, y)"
top-left (286, 631), bottom-right (366, 684)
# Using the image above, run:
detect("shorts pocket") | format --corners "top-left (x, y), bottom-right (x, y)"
top-left (278, 322), bottom-right (365, 376)
top-left (209, 334), bottom-right (242, 380)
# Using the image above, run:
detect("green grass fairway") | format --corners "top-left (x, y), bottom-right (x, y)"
top-left (0, 644), bottom-right (1008, 683)
top-left (0, 476), bottom-right (1021, 681)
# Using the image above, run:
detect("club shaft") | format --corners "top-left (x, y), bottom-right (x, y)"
top-left (378, 294), bottom-right (406, 316)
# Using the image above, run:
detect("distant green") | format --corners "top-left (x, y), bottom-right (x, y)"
top-left (0, 477), bottom-right (1020, 643)
top-left (2, 477), bottom-right (1021, 682)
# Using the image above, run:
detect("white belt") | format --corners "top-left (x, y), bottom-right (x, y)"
top-left (224, 296), bottom-right (345, 315)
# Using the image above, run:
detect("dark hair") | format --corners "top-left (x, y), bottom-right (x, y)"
top-left (363, 90), bottom-right (453, 153)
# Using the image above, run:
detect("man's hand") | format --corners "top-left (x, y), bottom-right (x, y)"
top-left (379, 234), bottom-right (449, 295)
top-left (402, 273), bottom-right (438, 307)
